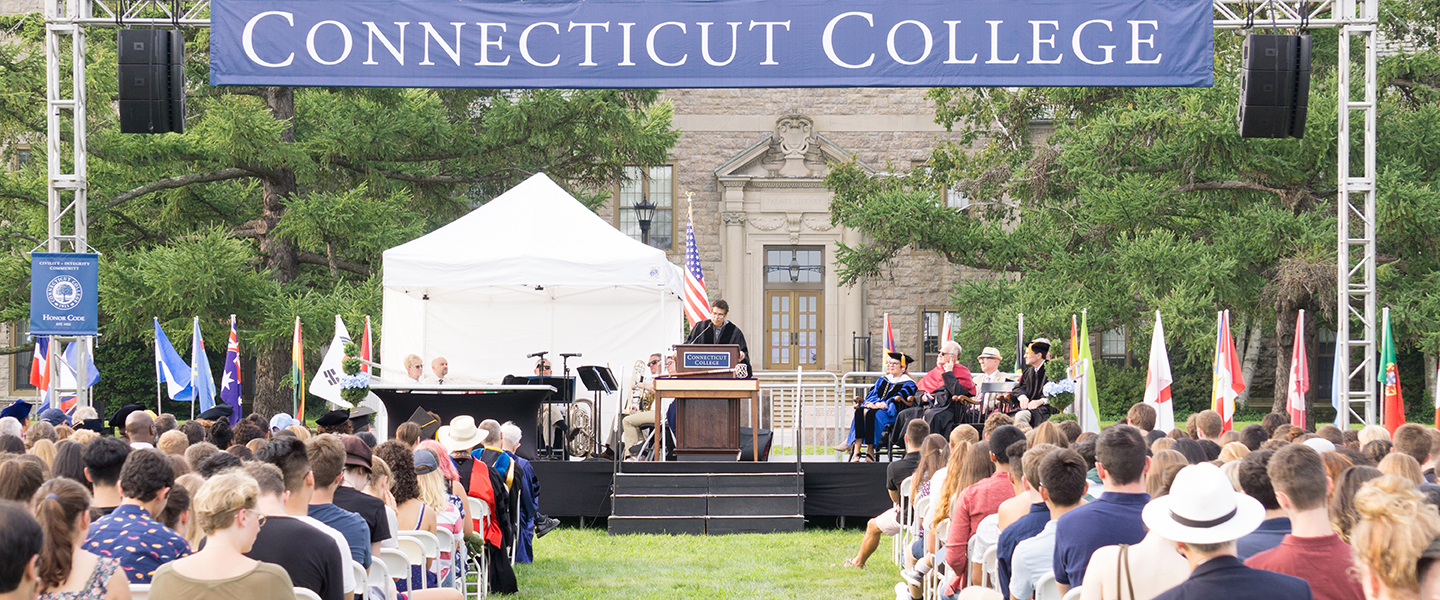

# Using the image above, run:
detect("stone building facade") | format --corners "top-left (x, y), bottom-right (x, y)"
top-left (599, 88), bottom-right (987, 375)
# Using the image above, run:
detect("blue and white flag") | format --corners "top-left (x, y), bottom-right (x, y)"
top-left (155, 318), bottom-right (193, 401)
top-left (192, 317), bottom-right (218, 412)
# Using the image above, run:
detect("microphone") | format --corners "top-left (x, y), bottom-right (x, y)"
top-left (560, 353), bottom-right (582, 358)
top-left (527, 351), bottom-right (548, 358)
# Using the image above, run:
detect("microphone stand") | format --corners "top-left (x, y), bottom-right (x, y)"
top-left (558, 352), bottom-right (581, 459)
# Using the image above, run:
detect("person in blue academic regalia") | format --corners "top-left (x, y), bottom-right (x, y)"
top-left (847, 352), bottom-right (917, 462)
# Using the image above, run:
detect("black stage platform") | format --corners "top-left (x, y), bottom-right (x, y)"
top-left (533, 460), bottom-right (892, 521)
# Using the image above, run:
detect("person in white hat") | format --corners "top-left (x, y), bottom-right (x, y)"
top-left (438, 416), bottom-right (487, 492)
top-left (1143, 462), bottom-right (1313, 600)
top-left (972, 346), bottom-right (1011, 414)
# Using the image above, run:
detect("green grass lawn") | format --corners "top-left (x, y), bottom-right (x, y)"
top-left (512, 527), bottom-right (902, 599)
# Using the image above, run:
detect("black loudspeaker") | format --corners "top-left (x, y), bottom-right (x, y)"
top-left (118, 29), bottom-right (185, 134)
top-left (738, 426), bottom-right (773, 462)
top-left (1238, 34), bottom-right (1311, 139)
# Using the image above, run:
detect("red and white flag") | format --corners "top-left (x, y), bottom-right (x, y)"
top-left (1287, 310), bottom-right (1310, 428)
top-left (940, 313), bottom-right (954, 345)
top-left (361, 316), bottom-right (373, 374)
top-left (1211, 310), bottom-right (1245, 434)
top-left (682, 201), bottom-right (708, 327)
top-left (29, 336), bottom-right (50, 410)
top-left (1143, 311), bottom-right (1175, 432)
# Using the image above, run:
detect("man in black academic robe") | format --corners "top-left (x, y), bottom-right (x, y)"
top-left (683, 298), bottom-right (752, 373)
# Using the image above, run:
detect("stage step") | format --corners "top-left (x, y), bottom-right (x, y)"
top-left (608, 472), bottom-right (804, 535)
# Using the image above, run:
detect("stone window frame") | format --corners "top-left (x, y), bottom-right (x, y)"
top-left (1099, 324), bottom-right (1132, 367)
top-left (919, 307), bottom-right (958, 372)
top-left (10, 144), bottom-right (32, 172)
top-left (8, 323), bottom-right (36, 395)
top-left (612, 163), bottom-right (678, 252)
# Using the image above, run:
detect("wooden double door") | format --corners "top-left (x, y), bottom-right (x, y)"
top-left (764, 290), bottom-right (822, 370)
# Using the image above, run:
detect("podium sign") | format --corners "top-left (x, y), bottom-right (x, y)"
top-left (675, 344), bottom-right (739, 373)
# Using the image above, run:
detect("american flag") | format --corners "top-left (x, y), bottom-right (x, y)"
top-left (683, 201), bottom-right (708, 326)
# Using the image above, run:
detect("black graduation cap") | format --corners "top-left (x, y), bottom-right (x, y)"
top-left (108, 403), bottom-right (145, 429)
top-left (0, 399), bottom-right (32, 422)
top-left (75, 418), bottom-right (107, 434)
top-left (886, 352), bottom-right (915, 369)
top-left (406, 406), bottom-right (441, 441)
top-left (196, 404), bottom-right (234, 422)
top-left (349, 406), bottom-right (377, 432)
top-left (1028, 338), bottom-right (1052, 358)
top-left (316, 409), bottom-right (351, 428)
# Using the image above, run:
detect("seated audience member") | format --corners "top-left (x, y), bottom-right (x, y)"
top-left (1078, 516), bottom-right (1190, 600)
top-left (125, 411), bottom-right (157, 449)
top-left (83, 437), bottom-right (130, 519)
top-left (206, 419), bottom-right (234, 450)
top-left (184, 442), bottom-right (220, 472)
top-left (1246, 444), bottom-right (1363, 600)
top-left (0, 457), bottom-right (45, 505)
top-left (178, 421), bottom-right (205, 446)
top-left (843, 419), bottom-right (931, 568)
top-left (901, 439), bottom-right (984, 588)
top-left (1426, 429), bottom-right (1440, 484)
top-left (1239, 424), bottom-right (1269, 451)
top-left (1218, 442), bottom-right (1251, 463)
top-left (1358, 425), bottom-right (1391, 447)
top-left (32, 479), bottom-right (129, 600)
top-left (51, 440), bottom-right (88, 489)
top-left (1147, 450), bottom-right (1188, 498)
top-left (1011, 448), bottom-right (1088, 600)
top-left (0, 416), bottom-right (22, 440)
top-left (0, 500), bottom-right (44, 600)
top-left (848, 352), bottom-right (919, 462)
top-left (157, 430), bottom-right (189, 456)
top-left (1128, 403), bottom-right (1163, 445)
top-left (149, 470), bottom-right (295, 600)
top-left (243, 462), bottom-right (346, 600)
top-left (1054, 425), bottom-right (1151, 596)
top-left (996, 444), bottom-right (1059, 598)
top-left (26, 421), bottom-right (58, 448)
top-left (1144, 463), bottom-right (1311, 600)
top-left (1362, 440), bottom-right (1392, 465)
top-left (254, 438), bottom-right (357, 580)
top-left (396, 422), bottom-right (422, 448)
top-left (404, 354), bottom-right (425, 383)
top-left (83, 448), bottom-right (191, 584)
top-left (1351, 476), bottom-right (1440, 600)
top-left (415, 447), bottom-right (466, 585)
top-left (196, 451), bottom-right (243, 478)
top-left (231, 421), bottom-right (266, 450)
top-left (157, 483), bottom-right (191, 541)
top-left (335, 436), bottom-right (393, 558)
top-left (1235, 449), bottom-right (1290, 560)
top-left (943, 425), bottom-right (1026, 596)
top-left (300, 435), bottom-right (372, 568)
top-left (154, 414), bottom-right (177, 437)
top-left (498, 422), bottom-right (549, 562)
top-left (1378, 452), bottom-right (1424, 486)
top-left (268, 413), bottom-right (300, 438)
top-left (1314, 425), bottom-right (1344, 446)
top-left (1193, 410), bottom-right (1222, 442)
top-left (1331, 466), bottom-right (1384, 543)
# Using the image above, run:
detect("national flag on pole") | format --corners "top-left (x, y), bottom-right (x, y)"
top-left (219, 315), bottom-right (242, 426)
top-left (192, 318), bottom-right (218, 413)
top-left (1380, 308), bottom-right (1404, 435)
top-left (1070, 311), bottom-right (1102, 433)
top-left (292, 316), bottom-right (305, 418)
top-left (1287, 310), bottom-right (1310, 429)
top-left (1143, 311), bottom-right (1176, 432)
top-left (1211, 310), bottom-right (1245, 434)
top-left (310, 315), bottom-right (355, 408)
top-left (882, 313), bottom-right (896, 354)
top-left (154, 319), bottom-right (192, 401)
top-left (940, 313), bottom-right (954, 345)
top-left (54, 341), bottom-right (99, 415)
top-left (1332, 334), bottom-right (1346, 427)
top-left (1432, 353), bottom-right (1439, 430)
top-left (29, 336), bottom-right (50, 410)
top-left (682, 201), bottom-right (708, 327)
top-left (1015, 314), bottom-right (1026, 373)
top-left (1069, 315), bottom-right (1080, 367)
top-left (361, 316), bottom-right (373, 374)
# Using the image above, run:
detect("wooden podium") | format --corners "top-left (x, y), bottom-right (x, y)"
top-left (653, 378), bottom-right (761, 461)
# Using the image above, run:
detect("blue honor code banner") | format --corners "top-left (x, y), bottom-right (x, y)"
top-left (210, 0), bottom-right (1214, 88)
top-left (30, 253), bottom-right (99, 336)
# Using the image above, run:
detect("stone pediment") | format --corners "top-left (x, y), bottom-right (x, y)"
top-left (712, 116), bottom-right (875, 181)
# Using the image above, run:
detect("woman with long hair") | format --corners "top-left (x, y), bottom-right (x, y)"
top-left (414, 446), bottom-right (470, 587)
top-left (363, 453), bottom-right (402, 552)
top-left (1321, 452), bottom-right (1355, 504)
top-left (901, 440), bottom-right (992, 589)
top-left (374, 441), bottom-right (436, 592)
top-left (1147, 450), bottom-right (1187, 498)
top-left (51, 440), bottom-right (89, 490)
top-left (1351, 475), bottom-right (1440, 599)
top-left (148, 470), bottom-right (293, 600)
top-left (33, 478), bottom-right (130, 600)
top-left (416, 440), bottom-right (473, 580)
top-left (1332, 465), bottom-right (1385, 543)
top-left (1378, 453), bottom-right (1424, 486)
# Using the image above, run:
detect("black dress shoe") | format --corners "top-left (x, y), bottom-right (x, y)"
top-left (535, 516), bottom-right (561, 538)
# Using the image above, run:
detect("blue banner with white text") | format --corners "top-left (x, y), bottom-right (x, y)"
top-left (211, 0), bottom-right (1214, 88)
top-left (30, 253), bottom-right (99, 336)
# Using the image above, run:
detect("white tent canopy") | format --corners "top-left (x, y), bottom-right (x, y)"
top-left (381, 173), bottom-right (685, 436)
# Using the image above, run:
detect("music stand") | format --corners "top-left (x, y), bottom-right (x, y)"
top-left (577, 366), bottom-right (617, 457)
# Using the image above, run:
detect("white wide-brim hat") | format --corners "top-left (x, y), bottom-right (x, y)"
top-left (1142, 462), bottom-right (1266, 545)
top-left (438, 415), bottom-right (485, 453)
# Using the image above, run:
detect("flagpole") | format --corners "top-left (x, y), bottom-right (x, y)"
top-left (1015, 313), bottom-right (1025, 373)
top-left (154, 325), bottom-right (162, 417)
top-left (191, 316), bottom-right (198, 421)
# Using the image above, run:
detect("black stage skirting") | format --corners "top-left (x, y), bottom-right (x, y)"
top-left (532, 461), bottom-right (891, 519)
top-left (372, 387), bottom-right (550, 461)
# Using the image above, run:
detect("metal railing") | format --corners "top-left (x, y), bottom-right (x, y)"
top-left (751, 370), bottom-right (887, 461)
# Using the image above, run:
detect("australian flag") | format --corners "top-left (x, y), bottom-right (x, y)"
top-left (219, 316), bottom-right (242, 426)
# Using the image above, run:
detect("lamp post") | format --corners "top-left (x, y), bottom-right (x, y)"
top-left (633, 194), bottom-right (657, 246)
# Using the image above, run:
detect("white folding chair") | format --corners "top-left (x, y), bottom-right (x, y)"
top-left (1062, 586), bottom-right (1083, 600)
top-left (350, 560), bottom-right (367, 596)
top-left (368, 558), bottom-right (396, 600)
top-left (377, 548), bottom-right (412, 581)
top-left (129, 584), bottom-right (150, 600)
top-left (294, 587), bottom-right (323, 600)
top-left (400, 530), bottom-right (441, 561)
top-left (894, 476), bottom-right (914, 564)
top-left (432, 528), bottom-right (457, 589)
top-left (980, 546), bottom-right (999, 591)
top-left (466, 497), bottom-right (492, 599)
top-left (1036, 571), bottom-right (1060, 600)
top-left (924, 517), bottom-right (950, 600)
